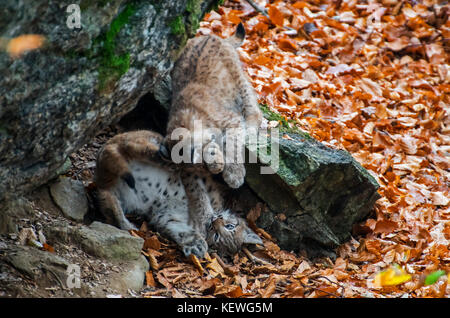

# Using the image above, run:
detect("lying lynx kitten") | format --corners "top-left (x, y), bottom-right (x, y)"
top-left (165, 23), bottom-right (262, 189)
top-left (94, 130), bottom-right (262, 258)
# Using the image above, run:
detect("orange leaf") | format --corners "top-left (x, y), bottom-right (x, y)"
top-left (143, 235), bottom-right (161, 251)
top-left (189, 254), bottom-right (204, 275)
top-left (43, 243), bottom-right (55, 253)
top-left (374, 220), bottom-right (398, 234)
top-left (292, 1), bottom-right (309, 9)
top-left (268, 6), bottom-right (284, 27)
top-left (145, 270), bottom-right (157, 287)
top-left (254, 54), bottom-right (272, 66)
top-left (227, 10), bottom-right (242, 24)
top-left (278, 37), bottom-right (298, 52)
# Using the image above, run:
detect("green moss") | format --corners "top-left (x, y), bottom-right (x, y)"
top-left (211, 0), bottom-right (225, 11)
top-left (95, 2), bottom-right (137, 91)
top-left (259, 104), bottom-right (312, 139)
top-left (169, 0), bottom-right (207, 41)
top-left (169, 15), bottom-right (186, 36)
top-left (186, 0), bottom-right (202, 36)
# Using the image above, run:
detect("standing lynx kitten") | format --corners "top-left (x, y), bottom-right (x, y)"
top-left (94, 130), bottom-right (262, 258)
top-left (166, 23), bottom-right (262, 189)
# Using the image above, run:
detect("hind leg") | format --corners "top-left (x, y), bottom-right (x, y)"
top-left (97, 189), bottom-right (137, 230)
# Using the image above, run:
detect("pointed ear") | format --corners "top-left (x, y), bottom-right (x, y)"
top-left (244, 228), bottom-right (263, 245)
top-left (236, 22), bottom-right (245, 41)
top-left (229, 22), bottom-right (245, 48)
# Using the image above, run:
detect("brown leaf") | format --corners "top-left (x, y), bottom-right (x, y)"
top-left (268, 6), bottom-right (284, 27)
top-left (145, 270), bottom-right (157, 287)
top-left (214, 285), bottom-right (243, 298)
top-left (143, 235), bottom-right (161, 251)
top-left (260, 278), bottom-right (276, 298)
top-left (374, 220), bottom-right (398, 234)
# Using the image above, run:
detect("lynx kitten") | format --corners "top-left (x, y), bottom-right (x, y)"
top-left (94, 130), bottom-right (263, 258)
top-left (165, 23), bottom-right (262, 189)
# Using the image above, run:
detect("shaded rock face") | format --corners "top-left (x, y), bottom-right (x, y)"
top-left (49, 177), bottom-right (89, 222)
top-left (0, 0), bottom-right (218, 207)
top-left (245, 132), bottom-right (380, 257)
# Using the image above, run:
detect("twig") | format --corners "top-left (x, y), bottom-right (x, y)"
top-left (244, 0), bottom-right (297, 34)
top-left (298, 280), bottom-right (342, 298)
top-left (242, 247), bottom-right (272, 265)
top-left (244, 0), bottom-right (269, 18)
top-left (45, 268), bottom-right (68, 291)
top-left (315, 275), bottom-right (345, 298)
top-left (211, 252), bottom-right (236, 276)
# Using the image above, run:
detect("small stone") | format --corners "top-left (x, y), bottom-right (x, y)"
top-left (49, 177), bottom-right (88, 222)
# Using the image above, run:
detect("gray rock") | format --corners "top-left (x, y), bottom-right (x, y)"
top-left (4, 245), bottom-right (69, 280)
top-left (0, 0), bottom-right (219, 208)
top-left (48, 221), bottom-right (144, 261)
top-left (245, 124), bottom-right (380, 257)
top-left (0, 198), bottom-right (34, 234)
top-left (108, 255), bottom-right (149, 293)
top-left (49, 177), bottom-right (88, 222)
top-left (1, 239), bottom-right (148, 296)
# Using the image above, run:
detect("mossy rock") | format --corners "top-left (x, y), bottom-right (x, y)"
top-left (245, 130), bottom-right (380, 257)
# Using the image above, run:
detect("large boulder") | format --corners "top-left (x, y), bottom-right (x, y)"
top-left (0, 0), bottom-right (219, 207)
top-left (245, 114), bottom-right (380, 256)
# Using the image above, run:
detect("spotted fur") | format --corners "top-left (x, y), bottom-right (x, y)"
top-left (166, 23), bottom-right (262, 189)
top-left (95, 131), bottom-right (262, 258)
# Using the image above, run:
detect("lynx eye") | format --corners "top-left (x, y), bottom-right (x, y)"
top-left (225, 223), bottom-right (236, 231)
top-left (214, 233), bottom-right (219, 241)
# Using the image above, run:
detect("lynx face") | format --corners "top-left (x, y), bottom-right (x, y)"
top-left (205, 210), bottom-right (263, 256)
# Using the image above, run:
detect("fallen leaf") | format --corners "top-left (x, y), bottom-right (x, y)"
top-left (268, 6), bottom-right (284, 27)
top-left (374, 264), bottom-right (412, 287)
top-left (374, 220), bottom-right (398, 234)
top-left (145, 270), bottom-right (157, 287)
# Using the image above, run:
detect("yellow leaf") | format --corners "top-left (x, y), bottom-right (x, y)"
top-left (206, 258), bottom-right (225, 277)
top-left (189, 254), bottom-right (204, 275)
top-left (374, 264), bottom-right (412, 287)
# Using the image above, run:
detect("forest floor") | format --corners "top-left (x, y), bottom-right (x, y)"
top-left (189, 0), bottom-right (449, 297)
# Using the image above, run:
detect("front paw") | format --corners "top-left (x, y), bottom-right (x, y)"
top-left (222, 163), bottom-right (245, 189)
top-left (181, 233), bottom-right (208, 258)
top-left (203, 142), bottom-right (224, 174)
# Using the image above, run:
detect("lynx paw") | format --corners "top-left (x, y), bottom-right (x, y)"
top-left (181, 233), bottom-right (208, 258)
top-left (222, 163), bottom-right (245, 189)
top-left (203, 142), bottom-right (224, 174)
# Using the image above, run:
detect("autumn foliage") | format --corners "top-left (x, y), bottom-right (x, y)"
top-left (139, 0), bottom-right (449, 298)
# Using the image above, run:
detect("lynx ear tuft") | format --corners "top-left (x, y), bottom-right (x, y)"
top-left (121, 172), bottom-right (135, 189)
top-left (236, 22), bottom-right (245, 41)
